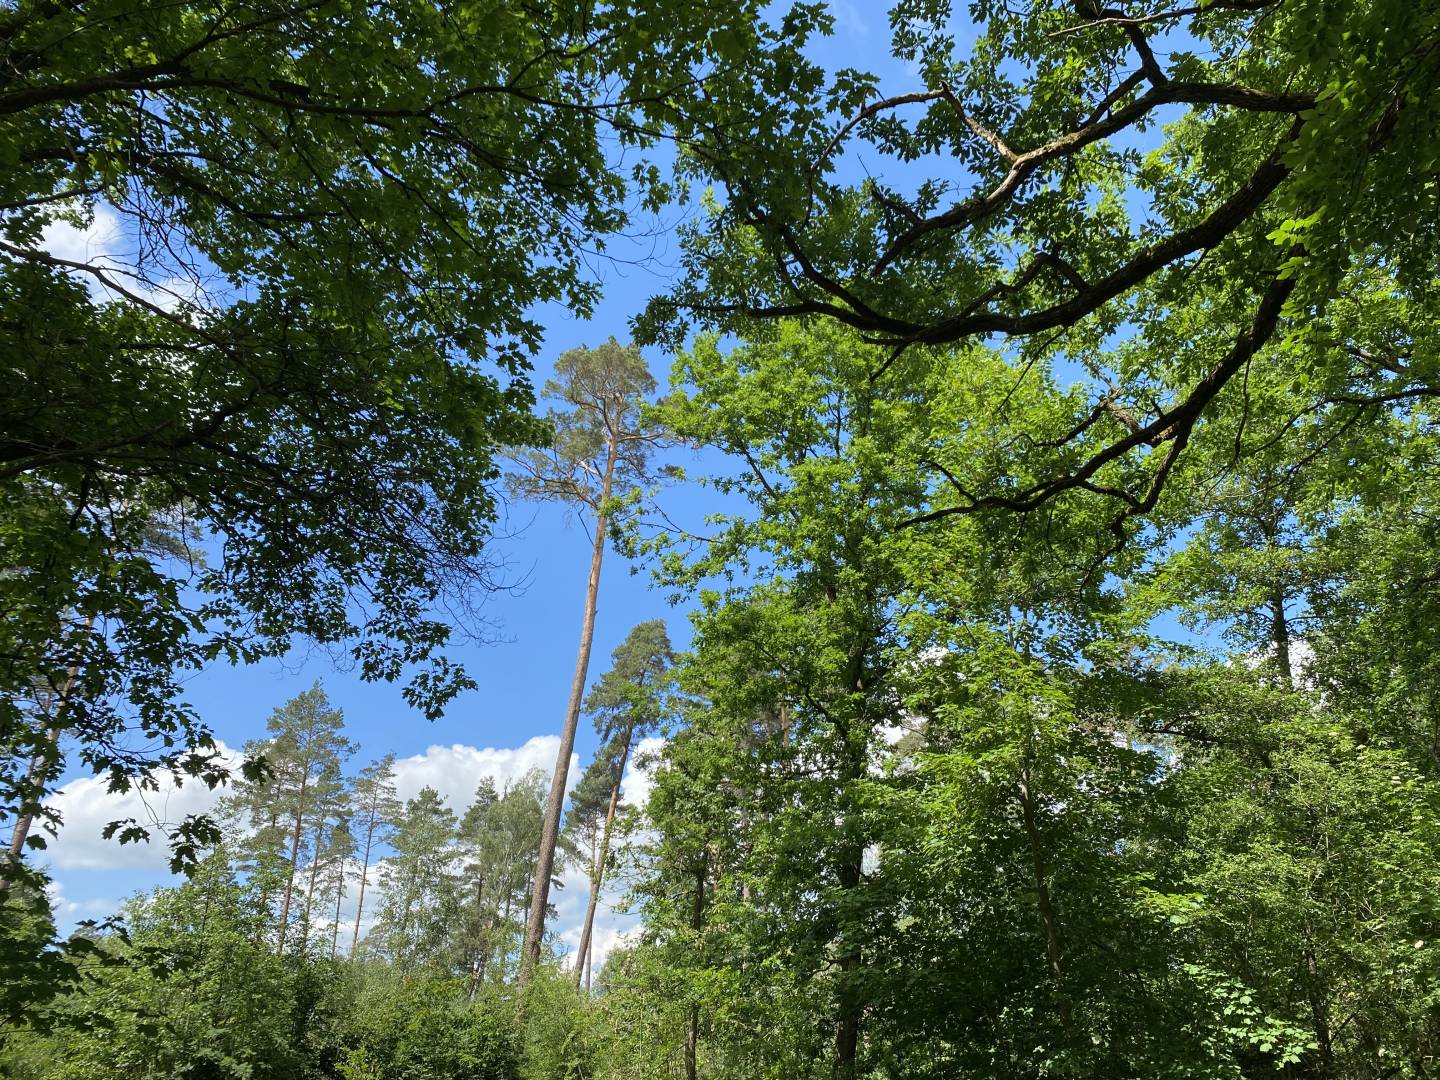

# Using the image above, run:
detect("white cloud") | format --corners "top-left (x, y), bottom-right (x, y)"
top-left (42, 742), bottom-right (241, 872)
top-left (832, 0), bottom-right (867, 36)
top-left (392, 736), bottom-right (576, 811)
top-left (41, 732), bottom-right (639, 968)
top-left (40, 204), bottom-right (122, 266)
top-left (37, 202), bottom-right (204, 313)
top-left (578, 923), bottom-right (640, 976)
top-left (46, 880), bottom-right (119, 924)
top-left (39, 735), bottom-right (580, 876)
top-left (620, 736), bottom-right (665, 813)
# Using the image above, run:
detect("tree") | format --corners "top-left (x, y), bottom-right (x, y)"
top-left (625, 319), bottom-right (1223, 1075)
top-left (609, 302), bottom-right (1440, 1075)
top-left (507, 339), bottom-right (662, 978)
top-left (14, 849), bottom-right (326, 1080)
top-left (645, 0), bottom-right (1440, 539)
top-left (372, 786), bottom-right (460, 974)
top-left (340, 976), bottom-right (518, 1080)
top-left (256, 685), bottom-right (355, 955)
top-left (298, 760), bottom-right (347, 952)
top-left (348, 755), bottom-right (400, 959)
top-left (564, 746), bottom-right (624, 992)
top-left (569, 619), bottom-right (674, 988)
top-left (631, 322), bottom-right (946, 1076)
top-left (318, 816), bottom-right (355, 962)
top-left (456, 772), bottom-right (550, 986)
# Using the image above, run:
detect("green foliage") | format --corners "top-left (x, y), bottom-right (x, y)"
top-left (341, 977), bottom-right (518, 1080)
top-left (3, 852), bottom-right (347, 1079)
top-left (373, 787), bottom-right (461, 973)
top-left (457, 770), bottom-right (551, 985)
top-left (505, 339), bottom-right (661, 514)
top-left (518, 969), bottom-right (596, 1080)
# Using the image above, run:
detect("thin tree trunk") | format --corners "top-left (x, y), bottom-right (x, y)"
top-left (350, 813), bottom-right (377, 958)
top-left (302, 816), bottom-right (328, 951)
top-left (277, 767), bottom-right (311, 955)
top-left (832, 853), bottom-right (862, 1079)
top-left (831, 633), bottom-right (871, 1080)
top-left (685, 853), bottom-right (707, 1080)
top-left (501, 891), bottom-right (514, 978)
top-left (1304, 940), bottom-right (1335, 1075)
top-left (4, 724), bottom-right (58, 879)
top-left (574, 737), bottom-right (631, 987)
top-left (575, 829), bottom-right (598, 981)
top-left (1018, 772), bottom-right (1070, 1027)
top-left (521, 436), bottom-right (618, 981)
top-left (468, 875), bottom-right (485, 1002)
top-left (1271, 587), bottom-right (1294, 688)
top-left (3, 613), bottom-right (96, 893)
top-left (685, 1003), bottom-right (701, 1080)
top-left (330, 862), bottom-right (345, 961)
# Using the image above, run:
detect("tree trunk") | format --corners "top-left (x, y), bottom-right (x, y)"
top-left (521, 435), bottom-right (618, 981)
top-left (302, 816), bottom-right (327, 951)
top-left (277, 766), bottom-right (311, 955)
top-left (832, 852), bottom-right (863, 1079)
top-left (1018, 772), bottom-right (1070, 1027)
top-left (3, 613), bottom-right (95, 893)
top-left (1304, 940), bottom-right (1335, 1075)
top-left (350, 812), bottom-right (377, 958)
top-left (1271, 587), bottom-right (1294, 688)
top-left (4, 724), bottom-right (58, 883)
top-left (468, 875), bottom-right (486, 1002)
top-left (575, 829), bottom-right (598, 981)
top-left (574, 736), bottom-right (631, 987)
top-left (501, 891), bottom-right (514, 977)
top-left (685, 853), bottom-right (707, 1080)
top-left (330, 862), bottom-right (345, 961)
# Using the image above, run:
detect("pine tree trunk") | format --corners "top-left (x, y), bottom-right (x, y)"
top-left (350, 811), bottom-right (377, 958)
top-left (330, 862), bottom-right (345, 961)
top-left (468, 875), bottom-right (486, 1002)
top-left (302, 816), bottom-right (327, 952)
top-left (574, 737), bottom-right (630, 987)
top-left (501, 892), bottom-right (514, 978)
top-left (575, 829), bottom-right (598, 981)
top-left (277, 767), bottom-right (311, 955)
top-left (521, 435), bottom-right (618, 981)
